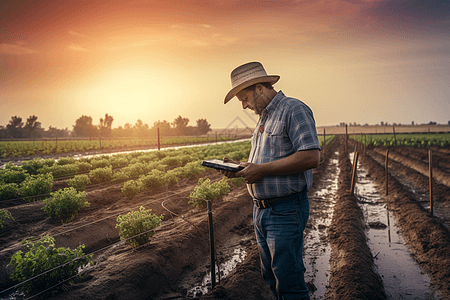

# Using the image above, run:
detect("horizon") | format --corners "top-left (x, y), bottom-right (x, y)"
top-left (1, 0), bottom-right (449, 130)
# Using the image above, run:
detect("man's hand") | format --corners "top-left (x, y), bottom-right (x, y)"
top-left (218, 157), bottom-right (241, 178)
top-left (221, 157), bottom-right (264, 184)
top-left (235, 162), bottom-right (264, 184)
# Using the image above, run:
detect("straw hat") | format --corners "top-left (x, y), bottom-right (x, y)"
top-left (224, 62), bottom-right (280, 104)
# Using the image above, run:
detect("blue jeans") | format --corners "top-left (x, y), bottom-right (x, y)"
top-left (253, 191), bottom-right (310, 300)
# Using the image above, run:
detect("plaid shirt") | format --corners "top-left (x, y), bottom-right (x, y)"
top-left (247, 91), bottom-right (321, 200)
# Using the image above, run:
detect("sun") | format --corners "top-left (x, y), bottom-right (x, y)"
top-left (72, 63), bottom-right (183, 126)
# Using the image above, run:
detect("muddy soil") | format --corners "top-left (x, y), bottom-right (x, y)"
top-left (1, 136), bottom-right (450, 299)
top-left (355, 140), bottom-right (450, 299)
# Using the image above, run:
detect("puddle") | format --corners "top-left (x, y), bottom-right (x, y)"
top-left (186, 245), bottom-right (247, 298)
top-left (350, 152), bottom-right (438, 299)
top-left (367, 152), bottom-right (450, 231)
top-left (304, 152), bottom-right (339, 299)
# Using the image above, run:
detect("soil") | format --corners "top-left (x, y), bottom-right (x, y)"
top-left (1, 136), bottom-right (450, 299)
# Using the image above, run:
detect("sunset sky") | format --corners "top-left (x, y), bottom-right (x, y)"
top-left (1, 0), bottom-right (449, 131)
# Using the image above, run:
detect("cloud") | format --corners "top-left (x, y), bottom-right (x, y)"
top-left (366, 0), bottom-right (450, 26)
top-left (188, 39), bottom-right (210, 47)
top-left (68, 44), bottom-right (90, 52)
top-left (0, 43), bottom-right (37, 55)
top-left (68, 31), bottom-right (90, 38)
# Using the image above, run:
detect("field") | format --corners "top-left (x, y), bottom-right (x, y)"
top-left (1, 134), bottom-right (450, 299)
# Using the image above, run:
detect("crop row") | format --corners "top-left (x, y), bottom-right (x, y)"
top-left (0, 141), bottom-right (251, 202)
top-left (0, 136), bottom-right (238, 158)
top-left (350, 133), bottom-right (450, 147)
top-left (0, 141), bottom-right (252, 298)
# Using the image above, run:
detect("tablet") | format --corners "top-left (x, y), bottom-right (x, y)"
top-left (201, 159), bottom-right (244, 172)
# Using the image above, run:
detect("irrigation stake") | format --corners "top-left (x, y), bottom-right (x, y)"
top-left (323, 128), bottom-right (326, 153)
top-left (385, 149), bottom-right (389, 196)
top-left (387, 207), bottom-right (391, 245)
top-left (429, 150), bottom-right (434, 216)
top-left (157, 127), bottom-right (161, 151)
top-left (207, 200), bottom-right (216, 289)
top-left (350, 151), bottom-right (359, 196)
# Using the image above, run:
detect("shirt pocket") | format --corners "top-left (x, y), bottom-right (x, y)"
top-left (263, 125), bottom-right (292, 158)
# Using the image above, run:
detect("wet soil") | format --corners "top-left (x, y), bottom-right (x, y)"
top-left (1, 137), bottom-right (450, 299)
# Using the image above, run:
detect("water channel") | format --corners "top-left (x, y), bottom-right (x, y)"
top-left (350, 152), bottom-right (437, 299)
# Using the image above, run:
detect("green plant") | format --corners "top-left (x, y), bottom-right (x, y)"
top-left (0, 183), bottom-right (19, 200)
top-left (0, 208), bottom-right (14, 229)
top-left (39, 163), bottom-right (79, 177)
top-left (57, 157), bottom-right (76, 165)
top-left (138, 169), bottom-right (169, 190)
top-left (18, 173), bottom-right (53, 200)
top-left (76, 161), bottom-right (92, 172)
top-left (121, 180), bottom-right (143, 199)
top-left (42, 188), bottom-right (90, 223)
top-left (64, 174), bottom-right (91, 191)
top-left (115, 206), bottom-right (163, 248)
top-left (89, 166), bottom-right (114, 183)
top-left (231, 176), bottom-right (246, 187)
top-left (189, 177), bottom-right (230, 208)
top-left (8, 234), bottom-right (93, 295)
top-left (0, 168), bottom-right (29, 184)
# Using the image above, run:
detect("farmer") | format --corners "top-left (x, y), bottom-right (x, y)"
top-left (220, 62), bottom-right (320, 300)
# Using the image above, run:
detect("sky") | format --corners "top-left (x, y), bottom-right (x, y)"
top-left (1, 0), bottom-right (449, 131)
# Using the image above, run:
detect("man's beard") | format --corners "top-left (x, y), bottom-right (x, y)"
top-left (252, 92), bottom-right (265, 115)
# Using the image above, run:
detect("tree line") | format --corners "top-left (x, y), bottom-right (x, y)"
top-left (0, 114), bottom-right (212, 139)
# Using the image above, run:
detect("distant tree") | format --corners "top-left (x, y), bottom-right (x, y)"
top-left (6, 116), bottom-right (24, 138)
top-left (196, 119), bottom-right (212, 135)
top-left (46, 126), bottom-right (70, 138)
top-left (72, 115), bottom-right (97, 137)
top-left (151, 120), bottom-right (172, 136)
top-left (172, 115), bottom-right (189, 136)
top-left (134, 119), bottom-right (149, 137)
top-left (23, 115), bottom-right (42, 138)
top-left (99, 113), bottom-right (114, 137)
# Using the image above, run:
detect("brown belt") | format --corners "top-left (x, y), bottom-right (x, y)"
top-left (253, 195), bottom-right (292, 209)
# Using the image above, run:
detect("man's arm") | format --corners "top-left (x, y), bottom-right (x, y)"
top-left (235, 149), bottom-right (320, 184)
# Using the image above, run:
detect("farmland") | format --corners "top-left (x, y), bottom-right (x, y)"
top-left (1, 133), bottom-right (450, 299)
top-left (0, 136), bottom-right (239, 159)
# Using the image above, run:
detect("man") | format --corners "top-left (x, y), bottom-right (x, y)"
top-left (221, 62), bottom-right (320, 300)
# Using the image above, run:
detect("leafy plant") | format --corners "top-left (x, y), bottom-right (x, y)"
top-left (115, 206), bottom-right (163, 248)
top-left (42, 188), bottom-right (90, 223)
top-left (189, 177), bottom-right (230, 208)
top-left (18, 173), bottom-right (53, 201)
top-left (121, 180), bottom-right (143, 200)
top-left (64, 174), bottom-right (91, 191)
top-left (0, 168), bottom-right (29, 184)
top-left (8, 234), bottom-right (93, 295)
top-left (39, 163), bottom-right (79, 177)
top-left (56, 157), bottom-right (76, 165)
top-left (89, 166), bottom-right (114, 183)
top-left (138, 169), bottom-right (169, 190)
top-left (0, 183), bottom-right (19, 200)
top-left (0, 208), bottom-right (14, 229)
top-left (231, 176), bottom-right (246, 187)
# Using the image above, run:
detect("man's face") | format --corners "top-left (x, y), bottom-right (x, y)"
top-left (236, 88), bottom-right (266, 115)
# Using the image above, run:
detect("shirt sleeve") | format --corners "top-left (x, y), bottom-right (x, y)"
top-left (286, 100), bottom-right (321, 152)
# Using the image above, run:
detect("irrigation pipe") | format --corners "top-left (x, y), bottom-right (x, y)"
top-left (0, 175), bottom-right (224, 254)
top-left (2, 168), bottom-right (237, 295)
top-left (1, 180), bottom-right (228, 299)
top-left (0, 221), bottom-right (173, 298)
